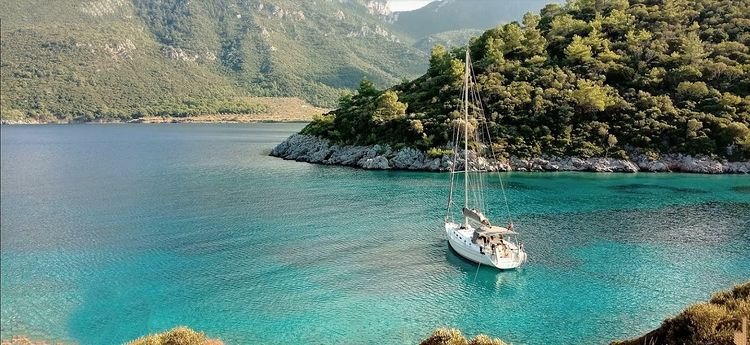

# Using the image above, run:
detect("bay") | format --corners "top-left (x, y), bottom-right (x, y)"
top-left (1, 124), bottom-right (748, 345)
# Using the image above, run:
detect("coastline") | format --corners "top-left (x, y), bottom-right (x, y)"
top-left (0, 97), bottom-right (328, 125)
top-left (271, 134), bottom-right (750, 174)
top-left (0, 117), bottom-right (311, 125)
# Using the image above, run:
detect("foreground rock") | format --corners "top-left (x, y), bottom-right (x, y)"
top-left (271, 134), bottom-right (750, 174)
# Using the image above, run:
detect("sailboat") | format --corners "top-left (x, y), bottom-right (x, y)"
top-left (443, 48), bottom-right (527, 270)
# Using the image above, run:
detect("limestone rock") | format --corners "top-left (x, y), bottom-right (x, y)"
top-left (390, 147), bottom-right (425, 169)
top-left (325, 145), bottom-right (366, 166)
top-left (270, 134), bottom-right (748, 174)
top-left (360, 156), bottom-right (390, 169)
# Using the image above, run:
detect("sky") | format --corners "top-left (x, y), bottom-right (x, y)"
top-left (387, 0), bottom-right (434, 11)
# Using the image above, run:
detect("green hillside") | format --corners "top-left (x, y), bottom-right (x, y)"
top-left (0, 0), bottom-right (427, 122)
top-left (303, 0), bottom-right (750, 160)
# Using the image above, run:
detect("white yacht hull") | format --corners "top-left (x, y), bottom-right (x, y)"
top-left (445, 222), bottom-right (527, 270)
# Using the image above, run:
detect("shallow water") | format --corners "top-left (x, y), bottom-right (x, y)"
top-left (1, 124), bottom-right (748, 345)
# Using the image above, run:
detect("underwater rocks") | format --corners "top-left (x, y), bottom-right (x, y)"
top-left (271, 134), bottom-right (750, 174)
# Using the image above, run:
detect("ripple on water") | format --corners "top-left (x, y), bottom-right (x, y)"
top-left (608, 183), bottom-right (708, 194)
top-left (2, 124), bottom-right (749, 345)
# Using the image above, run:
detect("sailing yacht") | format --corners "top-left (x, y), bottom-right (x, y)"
top-left (443, 48), bottom-right (527, 270)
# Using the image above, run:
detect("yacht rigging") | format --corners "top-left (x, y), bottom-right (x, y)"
top-left (443, 48), bottom-right (527, 270)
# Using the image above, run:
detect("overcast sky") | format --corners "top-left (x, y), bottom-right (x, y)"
top-left (387, 0), bottom-right (434, 11)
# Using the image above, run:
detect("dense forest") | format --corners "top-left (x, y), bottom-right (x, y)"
top-left (303, 0), bottom-right (750, 160)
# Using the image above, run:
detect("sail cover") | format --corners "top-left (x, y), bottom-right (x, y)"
top-left (478, 225), bottom-right (517, 235)
top-left (463, 207), bottom-right (491, 226)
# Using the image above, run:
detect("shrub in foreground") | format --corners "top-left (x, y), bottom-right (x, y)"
top-left (420, 328), bottom-right (508, 345)
top-left (612, 281), bottom-right (750, 345)
top-left (124, 326), bottom-right (222, 345)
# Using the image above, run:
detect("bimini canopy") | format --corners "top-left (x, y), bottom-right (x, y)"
top-left (463, 207), bottom-right (491, 226)
top-left (477, 225), bottom-right (517, 235)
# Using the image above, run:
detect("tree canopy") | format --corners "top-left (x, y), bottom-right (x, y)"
top-left (303, 0), bottom-right (750, 160)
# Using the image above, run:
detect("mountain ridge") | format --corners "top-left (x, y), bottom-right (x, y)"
top-left (0, 0), bottom-right (427, 122)
top-left (391, 0), bottom-right (562, 39)
top-left (0, 0), bottom-right (556, 122)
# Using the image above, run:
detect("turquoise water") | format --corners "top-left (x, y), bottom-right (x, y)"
top-left (1, 124), bottom-right (748, 345)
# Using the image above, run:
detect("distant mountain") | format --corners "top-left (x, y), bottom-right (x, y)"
top-left (0, 0), bottom-right (561, 123)
top-left (392, 0), bottom-right (561, 40)
top-left (0, 0), bottom-right (427, 121)
top-left (412, 28), bottom-right (483, 52)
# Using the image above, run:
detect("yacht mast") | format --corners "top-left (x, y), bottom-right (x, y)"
top-left (463, 48), bottom-right (470, 227)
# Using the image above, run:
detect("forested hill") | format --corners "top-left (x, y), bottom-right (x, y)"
top-left (0, 0), bottom-right (427, 122)
top-left (302, 0), bottom-right (750, 160)
top-left (0, 0), bottom-right (560, 123)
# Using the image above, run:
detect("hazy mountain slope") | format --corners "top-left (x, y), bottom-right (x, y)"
top-left (0, 0), bottom-right (427, 121)
top-left (412, 28), bottom-right (484, 52)
top-left (392, 0), bottom-right (561, 39)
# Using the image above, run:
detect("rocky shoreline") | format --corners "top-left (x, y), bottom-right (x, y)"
top-left (0, 116), bottom-right (308, 125)
top-left (271, 134), bottom-right (750, 174)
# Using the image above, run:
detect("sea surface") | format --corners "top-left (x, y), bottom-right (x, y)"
top-left (1, 124), bottom-right (749, 345)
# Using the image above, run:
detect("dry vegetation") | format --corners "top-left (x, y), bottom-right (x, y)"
top-left (0, 327), bottom-right (221, 345)
top-left (419, 328), bottom-right (508, 345)
top-left (612, 281), bottom-right (750, 345)
top-left (124, 327), bottom-right (222, 345)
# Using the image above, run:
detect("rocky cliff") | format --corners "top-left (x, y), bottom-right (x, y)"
top-left (271, 134), bottom-right (750, 174)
